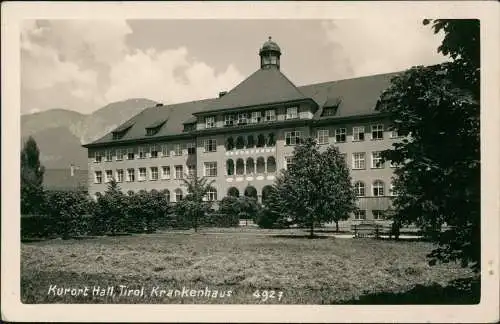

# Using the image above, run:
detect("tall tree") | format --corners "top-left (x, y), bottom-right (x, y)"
top-left (21, 136), bottom-right (45, 214)
top-left (177, 174), bottom-right (215, 232)
top-left (269, 138), bottom-right (357, 238)
top-left (377, 19), bottom-right (480, 271)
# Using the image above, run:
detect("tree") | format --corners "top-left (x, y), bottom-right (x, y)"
top-left (21, 136), bottom-right (45, 214)
top-left (376, 19), bottom-right (480, 271)
top-left (269, 138), bottom-right (357, 238)
top-left (93, 179), bottom-right (128, 234)
top-left (176, 174), bottom-right (215, 232)
top-left (219, 195), bottom-right (261, 225)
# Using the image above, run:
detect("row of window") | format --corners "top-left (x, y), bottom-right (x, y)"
top-left (353, 180), bottom-right (394, 197)
top-left (353, 210), bottom-right (386, 220)
top-left (204, 107), bottom-right (299, 129)
top-left (94, 162), bottom-right (219, 184)
top-left (94, 188), bottom-right (218, 203)
top-left (352, 151), bottom-right (396, 170)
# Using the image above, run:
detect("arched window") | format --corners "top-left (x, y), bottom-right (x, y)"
top-left (267, 133), bottom-right (276, 147)
top-left (227, 187), bottom-right (240, 197)
top-left (257, 134), bottom-right (266, 147)
top-left (175, 188), bottom-right (183, 202)
top-left (373, 180), bottom-right (385, 197)
top-left (262, 185), bottom-right (273, 205)
top-left (236, 158), bottom-right (245, 175)
top-left (247, 135), bottom-right (255, 148)
top-left (256, 157), bottom-right (265, 173)
top-left (244, 186), bottom-right (258, 199)
top-left (267, 157), bottom-right (276, 173)
top-left (226, 159), bottom-right (235, 176)
top-left (354, 181), bottom-right (365, 197)
top-left (162, 189), bottom-right (171, 202)
top-left (226, 137), bottom-right (235, 151)
top-left (246, 158), bottom-right (255, 174)
top-left (206, 187), bottom-right (217, 201)
top-left (236, 136), bottom-right (245, 149)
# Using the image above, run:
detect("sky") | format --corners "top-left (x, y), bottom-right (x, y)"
top-left (20, 19), bottom-right (447, 115)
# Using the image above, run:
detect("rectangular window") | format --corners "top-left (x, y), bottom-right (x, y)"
top-left (150, 144), bottom-right (158, 158)
top-left (373, 210), bottom-right (384, 220)
top-left (187, 143), bottom-right (196, 155)
top-left (372, 124), bottom-right (384, 140)
top-left (285, 131), bottom-right (303, 146)
top-left (285, 156), bottom-right (295, 170)
top-left (94, 152), bottom-right (102, 163)
top-left (150, 167), bottom-right (158, 181)
top-left (175, 165), bottom-right (183, 179)
top-left (317, 129), bottom-right (329, 145)
top-left (173, 144), bottom-right (182, 156)
top-left (335, 128), bottom-right (346, 143)
top-left (161, 144), bottom-right (169, 157)
top-left (127, 148), bottom-right (135, 160)
top-left (138, 168), bottom-right (146, 181)
top-left (204, 139), bottom-right (217, 152)
top-left (353, 126), bottom-right (365, 141)
top-left (105, 170), bottom-right (113, 183)
top-left (205, 116), bottom-right (215, 129)
top-left (354, 210), bottom-right (367, 220)
top-left (286, 106), bottom-right (298, 119)
top-left (94, 171), bottom-right (102, 184)
top-left (116, 149), bottom-right (124, 161)
top-left (105, 150), bottom-right (113, 162)
top-left (352, 152), bottom-right (366, 170)
top-left (237, 113), bottom-right (248, 125)
top-left (138, 146), bottom-right (147, 159)
top-left (251, 111), bottom-right (262, 124)
top-left (126, 168), bottom-right (135, 182)
top-left (224, 114), bottom-right (234, 127)
top-left (204, 162), bottom-right (217, 177)
top-left (188, 165), bottom-right (197, 177)
top-left (390, 129), bottom-right (401, 138)
top-left (265, 110), bottom-right (276, 121)
top-left (371, 151), bottom-right (384, 169)
top-left (161, 166), bottom-right (170, 179)
top-left (116, 169), bottom-right (124, 183)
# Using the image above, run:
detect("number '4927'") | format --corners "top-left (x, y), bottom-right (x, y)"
top-left (253, 290), bottom-right (283, 302)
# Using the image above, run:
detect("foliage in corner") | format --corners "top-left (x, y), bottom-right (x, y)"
top-left (377, 19), bottom-right (480, 271)
top-left (21, 136), bottom-right (46, 214)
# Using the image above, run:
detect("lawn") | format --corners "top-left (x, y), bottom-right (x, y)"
top-left (21, 228), bottom-right (479, 304)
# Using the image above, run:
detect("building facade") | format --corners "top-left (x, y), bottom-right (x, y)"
top-left (83, 37), bottom-right (402, 221)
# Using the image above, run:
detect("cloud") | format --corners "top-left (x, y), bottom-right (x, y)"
top-left (321, 19), bottom-right (448, 79)
top-left (105, 47), bottom-right (243, 104)
top-left (20, 20), bottom-right (244, 114)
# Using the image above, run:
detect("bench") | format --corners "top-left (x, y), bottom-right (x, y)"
top-left (352, 223), bottom-right (392, 238)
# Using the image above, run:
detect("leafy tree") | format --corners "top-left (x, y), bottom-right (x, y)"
top-left (21, 136), bottom-right (45, 214)
top-left (176, 174), bottom-right (215, 232)
top-left (269, 138), bottom-right (357, 238)
top-left (44, 190), bottom-right (92, 239)
top-left (219, 195), bottom-right (261, 225)
top-left (376, 19), bottom-right (480, 271)
top-left (93, 179), bottom-right (128, 234)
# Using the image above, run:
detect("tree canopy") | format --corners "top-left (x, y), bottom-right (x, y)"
top-left (377, 19), bottom-right (480, 271)
top-left (176, 174), bottom-right (215, 232)
top-left (21, 136), bottom-right (45, 214)
top-left (268, 138), bottom-right (357, 237)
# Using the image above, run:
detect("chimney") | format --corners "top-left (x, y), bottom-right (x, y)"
top-left (219, 91), bottom-right (227, 98)
top-left (70, 164), bottom-right (75, 177)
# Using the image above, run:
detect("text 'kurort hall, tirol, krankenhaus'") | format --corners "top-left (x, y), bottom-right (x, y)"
top-left (82, 36), bottom-right (403, 222)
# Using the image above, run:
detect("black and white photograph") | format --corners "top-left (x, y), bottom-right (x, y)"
top-left (2, 2), bottom-right (499, 323)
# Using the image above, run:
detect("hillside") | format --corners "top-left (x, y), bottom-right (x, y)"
top-left (21, 98), bottom-right (158, 169)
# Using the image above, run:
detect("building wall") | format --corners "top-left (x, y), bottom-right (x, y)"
top-left (87, 117), bottom-right (400, 221)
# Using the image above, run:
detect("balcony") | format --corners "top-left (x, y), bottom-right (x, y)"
top-left (225, 156), bottom-right (277, 182)
top-left (225, 146), bottom-right (276, 156)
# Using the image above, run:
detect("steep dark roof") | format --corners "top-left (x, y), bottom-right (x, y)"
top-left (199, 67), bottom-right (309, 113)
top-left (43, 169), bottom-right (88, 192)
top-left (84, 71), bottom-right (401, 147)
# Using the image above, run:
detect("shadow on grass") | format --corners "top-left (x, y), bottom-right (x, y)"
top-left (312, 230), bottom-right (350, 234)
top-left (340, 276), bottom-right (480, 305)
top-left (270, 234), bottom-right (331, 239)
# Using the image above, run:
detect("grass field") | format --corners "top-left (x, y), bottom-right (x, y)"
top-left (21, 228), bottom-right (479, 304)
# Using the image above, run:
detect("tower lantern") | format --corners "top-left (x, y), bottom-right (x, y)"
top-left (259, 36), bottom-right (281, 70)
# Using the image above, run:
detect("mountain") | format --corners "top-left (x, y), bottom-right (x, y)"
top-left (21, 98), bottom-right (158, 169)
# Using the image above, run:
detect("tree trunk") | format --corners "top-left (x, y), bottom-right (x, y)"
top-left (309, 221), bottom-right (314, 239)
top-left (335, 221), bottom-right (339, 233)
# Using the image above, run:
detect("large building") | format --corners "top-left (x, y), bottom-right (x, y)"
top-left (83, 37), bottom-right (402, 221)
